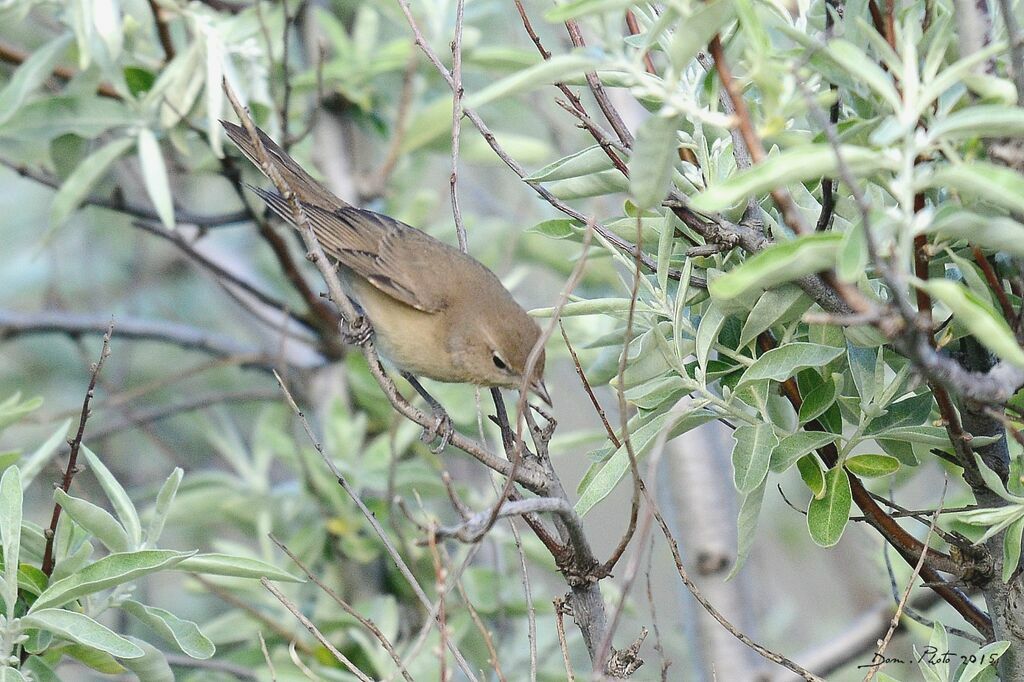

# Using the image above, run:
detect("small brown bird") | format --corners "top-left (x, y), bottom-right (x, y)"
top-left (221, 121), bottom-right (550, 423)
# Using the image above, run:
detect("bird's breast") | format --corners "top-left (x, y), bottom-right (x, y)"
top-left (346, 276), bottom-right (468, 383)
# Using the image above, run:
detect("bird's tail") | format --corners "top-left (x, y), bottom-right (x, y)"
top-left (220, 120), bottom-right (349, 211)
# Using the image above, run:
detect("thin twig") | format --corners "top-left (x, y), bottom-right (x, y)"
top-left (146, 0), bottom-right (176, 61)
top-left (450, 0), bottom-right (468, 252)
top-left (865, 482), bottom-right (947, 682)
top-left (258, 631), bottom-right (277, 682)
top-left (269, 534), bottom-right (414, 682)
top-left (41, 321), bottom-right (114, 576)
top-left (272, 371), bottom-right (479, 681)
top-left (509, 514), bottom-right (537, 682)
top-left (560, 323), bottom-right (620, 448)
top-left (553, 597), bottom-right (577, 682)
top-left (261, 578), bottom-right (373, 682)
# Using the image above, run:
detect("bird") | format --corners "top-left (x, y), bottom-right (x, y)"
top-left (220, 120), bottom-right (550, 445)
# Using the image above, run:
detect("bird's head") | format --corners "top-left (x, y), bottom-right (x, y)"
top-left (459, 307), bottom-right (550, 406)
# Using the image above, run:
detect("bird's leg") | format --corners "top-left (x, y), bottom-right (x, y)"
top-left (340, 314), bottom-right (374, 347)
top-left (401, 372), bottom-right (453, 452)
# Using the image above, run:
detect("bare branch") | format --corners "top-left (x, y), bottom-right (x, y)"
top-left (41, 322), bottom-right (114, 576)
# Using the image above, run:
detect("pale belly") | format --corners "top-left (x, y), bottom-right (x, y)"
top-left (347, 276), bottom-right (465, 383)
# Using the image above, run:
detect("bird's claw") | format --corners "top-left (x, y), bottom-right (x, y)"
top-left (341, 317), bottom-right (373, 347)
top-left (421, 410), bottom-right (454, 453)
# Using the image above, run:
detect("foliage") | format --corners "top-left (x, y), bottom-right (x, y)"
top-left (0, 395), bottom-right (300, 680)
top-left (3, 0), bottom-right (1024, 678)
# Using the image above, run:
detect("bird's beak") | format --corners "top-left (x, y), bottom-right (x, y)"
top-left (530, 379), bottom-right (553, 407)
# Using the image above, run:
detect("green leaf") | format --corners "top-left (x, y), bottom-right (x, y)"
top-left (0, 467), bottom-right (22, 619)
top-left (738, 286), bottom-right (810, 347)
top-left (49, 137), bottom-right (135, 228)
top-left (81, 447), bottom-right (140, 549)
top-left (173, 553), bottom-right (302, 582)
top-left (118, 637), bottom-right (174, 682)
top-left (121, 600), bottom-right (215, 659)
top-left (630, 113), bottom-right (682, 209)
top-left (31, 550), bottom-right (193, 612)
top-left (727, 481), bottom-right (765, 580)
top-left (52, 489), bottom-right (130, 554)
top-left (958, 640), bottom-right (1011, 682)
top-left (929, 105), bottom-right (1024, 142)
top-left (844, 453), bottom-right (900, 478)
top-left (731, 423), bottom-right (778, 494)
top-left (0, 394), bottom-right (43, 433)
top-left (137, 128), bottom-right (174, 229)
top-left (402, 53), bottom-right (597, 152)
top-left (691, 146), bottom-right (895, 212)
top-left (807, 466), bottom-right (852, 546)
top-left (872, 425), bottom-right (952, 447)
top-left (824, 39), bottom-right (901, 111)
top-left (0, 668), bottom-right (25, 682)
top-left (124, 67), bottom-right (156, 97)
top-left (709, 234), bottom-right (843, 301)
top-left (736, 343), bottom-right (844, 389)
top-left (0, 96), bottom-right (137, 141)
top-left (864, 392), bottom-right (933, 435)
top-left (837, 221), bottom-right (868, 282)
top-left (668, 0), bottom-right (736, 71)
top-left (527, 146), bottom-right (613, 182)
top-left (545, 0), bottom-right (634, 21)
top-left (923, 162), bottom-right (1024, 216)
top-left (21, 418), bottom-right (72, 489)
top-left (144, 468), bottom-right (182, 548)
top-left (0, 33), bottom-right (73, 127)
top-left (575, 410), bottom-right (716, 516)
top-left (918, 278), bottom-right (1024, 368)
top-left (21, 609), bottom-right (144, 659)
top-left (770, 432), bottom-right (839, 472)
top-left (920, 622), bottom-right (949, 682)
top-left (695, 303), bottom-right (727, 371)
top-left (545, 170), bottom-right (630, 200)
top-left (1003, 516), bottom-right (1024, 583)
top-left (798, 376), bottom-right (838, 424)
top-left (797, 455), bottom-right (825, 497)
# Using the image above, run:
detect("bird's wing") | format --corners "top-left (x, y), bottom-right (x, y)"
top-left (249, 188), bottom-right (448, 313)
top-left (221, 120), bottom-right (349, 211)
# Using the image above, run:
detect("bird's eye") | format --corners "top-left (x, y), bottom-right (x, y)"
top-left (492, 353), bottom-right (508, 371)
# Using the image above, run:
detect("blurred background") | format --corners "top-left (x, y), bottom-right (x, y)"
top-left (0, 0), bottom-right (974, 679)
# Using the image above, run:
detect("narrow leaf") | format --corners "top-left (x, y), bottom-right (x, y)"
top-left (0, 34), bottom-right (73, 127)
top-left (807, 466), bottom-right (852, 547)
top-left (121, 600), bottom-right (215, 659)
top-left (770, 432), bottom-right (839, 472)
top-left (49, 137), bottom-right (134, 228)
top-left (727, 481), bottom-right (765, 580)
top-left (630, 113), bottom-right (682, 208)
top-left (736, 343), bottom-right (844, 389)
top-left (918, 278), bottom-right (1024, 368)
top-left (21, 609), bottom-right (144, 659)
top-left (0, 467), bottom-right (22, 620)
top-left (31, 550), bottom-right (193, 612)
top-left (923, 162), bottom-right (1024, 216)
top-left (81, 447), bottom-right (140, 549)
top-left (173, 553), bottom-right (302, 582)
top-left (844, 453), bottom-right (900, 478)
top-left (52, 489), bottom-right (130, 554)
top-left (709, 234), bottom-right (842, 301)
top-left (691, 146), bottom-right (895, 212)
top-left (137, 128), bottom-right (174, 228)
top-left (731, 423), bottom-right (778, 494)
